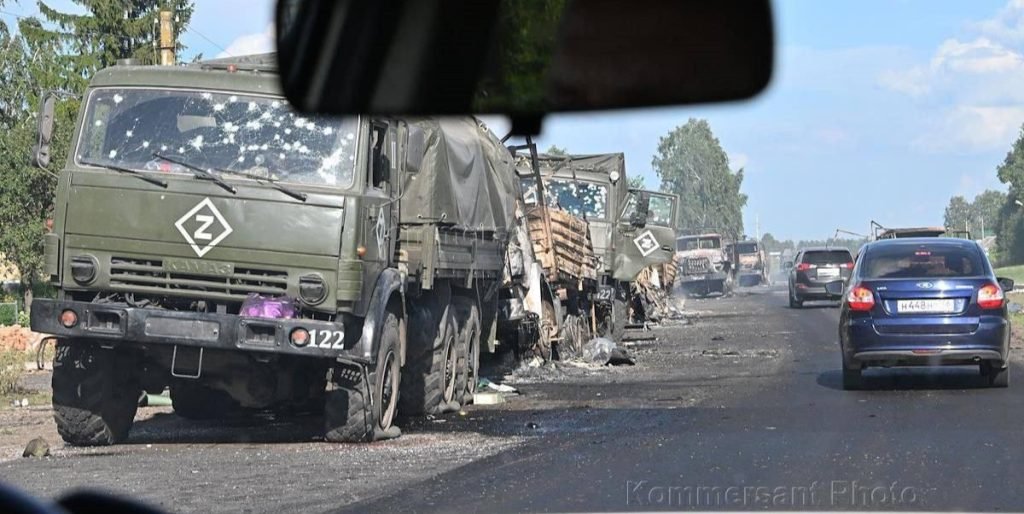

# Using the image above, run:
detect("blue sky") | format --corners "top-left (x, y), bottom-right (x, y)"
top-left (3, 0), bottom-right (1023, 241)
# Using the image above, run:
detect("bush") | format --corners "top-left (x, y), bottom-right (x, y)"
top-left (0, 349), bottom-right (22, 394)
top-left (16, 310), bottom-right (29, 327)
top-left (0, 303), bottom-right (17, 326)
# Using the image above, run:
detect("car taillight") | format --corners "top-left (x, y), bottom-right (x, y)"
top-left (840, 262), bottom-right (854, 269)
top-left (978, 283), bottom-right (1005, 310)
top-left (796, 263), bottom-right (812, 271)
top-left (847, 285), bottom-right (874, 311)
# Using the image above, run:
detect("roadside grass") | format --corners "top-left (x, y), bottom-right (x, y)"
top-left (1011, 310), bottom-right (1024, 348)
top-left (995, 265), bottom-right (1024, 285)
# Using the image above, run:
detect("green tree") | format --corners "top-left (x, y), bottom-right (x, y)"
top-left (0, 17), bottom-right (78, 308)
top-left (944, 195), bottom-right (973, 233)
top-left (545, 145), bottom-right (567, 156)
top-left (971, 189), bottom-right (1006, 239)
top-left (653, 118), bottom-right (746, 237)
top-left (628, 175), bottom-right (645, 189)
top-left (996, 125), bottom-right (1024, 263)
top-left (38, 0), bottom-right (194, 87)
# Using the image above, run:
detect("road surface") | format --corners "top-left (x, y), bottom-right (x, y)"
top-left (2, 285), bottom-right (1021, 512)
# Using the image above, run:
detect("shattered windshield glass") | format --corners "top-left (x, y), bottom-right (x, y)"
top-left (520, 177), bottom-right (608, 220)
top-left (75, 88), bottom-right (358, 187)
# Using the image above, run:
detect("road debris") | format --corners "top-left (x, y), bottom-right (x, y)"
top-left (22, 437), bottom-right (49, 458)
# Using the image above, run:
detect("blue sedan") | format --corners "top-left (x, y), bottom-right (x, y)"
top-left (837, 238), bottom-right (1012, 389)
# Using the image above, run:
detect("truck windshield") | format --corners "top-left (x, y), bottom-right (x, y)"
top-left (677, 237), bottom-right (721, 251)
top-left (735, 242), bottom-right (758, 254)
top-left (75, 88), bottom-right (358, 188)
top-left (521, 177), bottom-right (608, 220)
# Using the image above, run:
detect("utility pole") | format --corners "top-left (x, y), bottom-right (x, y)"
top-left (159, 10), bottom-right (176, 66)
top-left (755, 214), bottom-right (760, 241)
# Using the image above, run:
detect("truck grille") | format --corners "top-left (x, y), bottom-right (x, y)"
top-left (109, 256), bottom-right (288, 301)
top-left (682, 257), bottom-right (711, 274)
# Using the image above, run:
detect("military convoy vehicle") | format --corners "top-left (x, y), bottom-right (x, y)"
top-left (728, 239), bottom-right (769, 287)
top-left (675, 233), bottom-right (732, 296)
top-left (515, 152), bottom-right (677, 341)
top-left (29, 55), bottom-right (544, 444)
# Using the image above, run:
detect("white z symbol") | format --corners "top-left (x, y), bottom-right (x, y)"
top-left (194, 215), bottom-right (215, 241)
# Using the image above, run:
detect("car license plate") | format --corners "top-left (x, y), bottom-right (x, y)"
top-left (817, 267), bottom-right (839, 278)
top-left (897, 299), bottom-right (955, 313)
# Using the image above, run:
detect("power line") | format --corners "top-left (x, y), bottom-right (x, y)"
top-left (0, 9), bottom-right (30, 20)
top-left (186, 26), bottom-right (231, 57)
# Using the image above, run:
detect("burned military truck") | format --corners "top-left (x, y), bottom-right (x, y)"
top-left (515, 152), bottom-right (677, 340)
top-left (30, 55), bottom-right (535, 445)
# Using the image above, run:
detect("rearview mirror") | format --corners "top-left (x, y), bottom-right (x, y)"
top-left (275, 0), bottom-right (774, 129)
top-left (629, 192), bottom-right (650, 228)
top-left (998, 277), bottom-right (1015, 291)
top-left (32, 94), bottom-right (56, 169)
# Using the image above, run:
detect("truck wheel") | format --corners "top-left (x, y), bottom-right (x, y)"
top-left (170, 382), bottom-right (242, 420)
top-left (597, 298), bottom-right (627, 341)
top-left (52, 341), bottom-right (139, 446)
top-left (324, 310), bottom-right (402, 442)
top-left (454, 299), bottom-right (481, 405)
top-left (399, 307), bottom-right (458, 415)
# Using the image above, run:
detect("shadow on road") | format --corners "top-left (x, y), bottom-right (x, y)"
top-left (816, 367), bottom-right (1001, 391)
top-left (126, 411), bottom-right (325, 445)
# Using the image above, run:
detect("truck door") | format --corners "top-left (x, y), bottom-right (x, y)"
top-left (364, 121), bottom-right (398, 268)
top-left (611, 190), bottom-right (678, 282)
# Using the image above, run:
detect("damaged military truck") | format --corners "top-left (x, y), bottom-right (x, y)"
top-left (515, 151), bottom-right (678, 342)
top-left (29, 54), bottom-right (536, 445)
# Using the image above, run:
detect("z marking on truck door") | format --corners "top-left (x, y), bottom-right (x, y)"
top-left (175, 197), bottom-right (234, 258)
top-left (633, 230), bottom-right (660, 257)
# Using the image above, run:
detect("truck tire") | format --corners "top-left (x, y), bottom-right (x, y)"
top-left (52, 341), bottom-right (139, 446)
top-left (324, 310), bottom-right (402, 442)
top-left (597, 297), bottom-right (627, 341)
top-left (454, 299), bottom-right (480, 405)
top-left (399, 306), bottom-right (458, 415)
top-left (170, 382), bottom-right (242, 420)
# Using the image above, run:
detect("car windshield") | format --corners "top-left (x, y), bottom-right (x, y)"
top-left (862, 243), bottom-right (985, 279)
top-left (520, 177), bottom-right (608, 219)
top-left (802, 250), bottom-right (853, 265)
top-left (76, 88), bottom-right (359, 187)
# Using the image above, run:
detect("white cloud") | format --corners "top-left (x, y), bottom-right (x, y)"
top-left (877, 1), bottom-right (1024, 154)
top-left (914, 105), bottom-right (1024, 152)
top-left (218, 24), bottom-right (275, 58)
top-left (728, 152), bottom-right (749, 171)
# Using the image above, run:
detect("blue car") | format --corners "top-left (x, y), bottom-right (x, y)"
top-left (838, 238), bottom-right (1013, 389)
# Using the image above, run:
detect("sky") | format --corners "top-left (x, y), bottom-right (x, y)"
top-left (2, 0), bottom-right (1023, 241)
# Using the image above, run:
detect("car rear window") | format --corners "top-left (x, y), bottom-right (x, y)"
top-left (801, 250), bottom-right (852, 265)
top-left (861, 243), bottom-right (985, 279)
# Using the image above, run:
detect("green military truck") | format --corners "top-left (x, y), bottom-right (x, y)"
top-left (29, 55), bottom-right (538, 445)
top-left (515, 152), bottom-right (678, 340)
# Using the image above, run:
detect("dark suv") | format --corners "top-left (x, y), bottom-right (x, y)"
top-left (787, 247), bottom-right (854, 308)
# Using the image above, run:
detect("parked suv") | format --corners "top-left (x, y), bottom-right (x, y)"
top-left (787, 247), bottom-right (854, 308)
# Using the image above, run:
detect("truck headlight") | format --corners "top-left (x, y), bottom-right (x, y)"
top-left (70, 255), bottom-right (98, 284)
top-left (299, 274), bottom-right (328, 305)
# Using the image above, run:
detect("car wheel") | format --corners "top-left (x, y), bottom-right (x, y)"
top-left (789, 290), bottom-right (802, 309)
top-left (984, 362), bottom-right (1009, 388)
top-left (841, 353), bottom-right (862, 390)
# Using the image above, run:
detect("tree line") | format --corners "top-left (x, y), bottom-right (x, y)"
top-left (941, 126), bottom-right (1024, 266)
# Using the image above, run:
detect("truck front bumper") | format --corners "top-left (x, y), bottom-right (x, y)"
top-left (30, 299), bottom-right (363, 362)
top-left (678, 272), bottom-right (728, 285)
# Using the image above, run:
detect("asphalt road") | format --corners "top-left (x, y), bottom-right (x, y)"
top-left (3, 285), bottom-right (1022, 512)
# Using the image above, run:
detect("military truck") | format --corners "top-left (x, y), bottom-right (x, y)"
top-left (675, 233), bottom-right (731, 296)
top-left (28, 55), bottom-right (540, 445)
top-left (515, 152), bottom-right (677, 340)
top-left (728, 239), bottom-right (769, 287)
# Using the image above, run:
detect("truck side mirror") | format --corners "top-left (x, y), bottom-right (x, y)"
top-left (629, 192), bottom-right (650, 228)
top-left (32, 94), bottom-right (56, 169)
